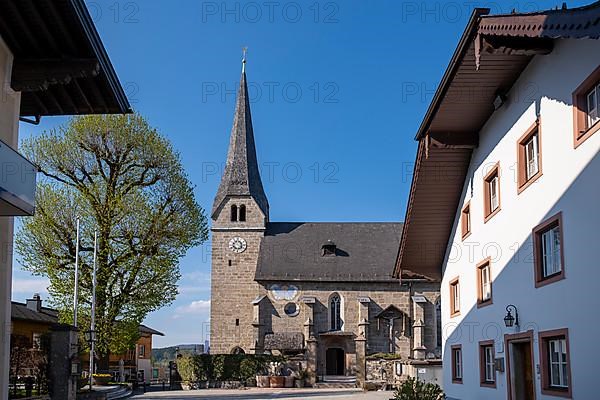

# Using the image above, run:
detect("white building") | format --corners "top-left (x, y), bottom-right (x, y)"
top-left (395, 4), bottom-right (600, 399)
top-left (0, 1), bottom-right (130, 397)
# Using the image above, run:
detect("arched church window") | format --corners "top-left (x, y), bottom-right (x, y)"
top-left (330, 294), bottom-right (342, 331)
top-left (230, 205), bottom-right (238, 222)
top-left (435, 297), bottom-right (442, 348)
top-left (231, 346), bottom-right (245, 355)
top-left (239, 205), bottom-right (246, 221)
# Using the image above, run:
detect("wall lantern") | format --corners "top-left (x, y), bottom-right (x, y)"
top-left (504, 305), bottom-right (519, 327)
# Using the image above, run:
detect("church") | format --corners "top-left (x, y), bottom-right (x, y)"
top-left (209, 59), bottom-right (441, 385)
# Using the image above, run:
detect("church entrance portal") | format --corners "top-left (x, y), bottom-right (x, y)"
top-left (326, 348), bottom-right (345, 375)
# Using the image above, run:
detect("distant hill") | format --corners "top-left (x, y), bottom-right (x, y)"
top-left (152, 344), bottom-right (205, 365)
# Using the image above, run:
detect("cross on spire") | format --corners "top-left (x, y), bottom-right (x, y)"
top-left (242, 47), bottom-right (247, 73)
top-left (212, 52), bottom-right (269, 220)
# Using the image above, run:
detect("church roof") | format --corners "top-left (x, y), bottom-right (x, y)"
top-left (255, 222), bottom-right (403, 282)
top-left (211, 66), bottom-right (269, 219)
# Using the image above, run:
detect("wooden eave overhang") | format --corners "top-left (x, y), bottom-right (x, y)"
top-left (0, 0), bottom-right (131, 117)
top-left (394, 2), bottom-right (600, 280)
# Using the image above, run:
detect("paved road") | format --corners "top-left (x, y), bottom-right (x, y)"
top-left (131, 388), bottom-right (394, 400)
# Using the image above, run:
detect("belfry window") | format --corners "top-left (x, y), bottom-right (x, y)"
top-left (231, 205), bottom-right (238, 222)
top-left (239, 205), bottom-right (246, 221)
top-left (330, 294), bottom-right (342, 331)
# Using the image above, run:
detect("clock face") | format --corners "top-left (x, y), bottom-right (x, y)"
top-left (228, 237), bottom-right (247, 253)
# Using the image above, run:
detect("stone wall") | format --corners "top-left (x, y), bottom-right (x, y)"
top-left (258, 281), bottom-right (440, 357)
top-left (365, 358), bottom-right (443, 388)
top-left (210, 197), bottom-right (267, 354)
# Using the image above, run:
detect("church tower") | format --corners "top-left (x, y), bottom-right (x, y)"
top-left (210, 55), bottom-right (269, 354)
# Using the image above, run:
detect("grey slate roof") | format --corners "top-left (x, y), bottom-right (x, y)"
top-left (11, 302), bottom-right (58, 324)
top-left (255, 222), bottom-right (402, 282)
top-left (211, 70), bottom-right (269, 219)
top-left (12, 301), bottom-right (164, 336)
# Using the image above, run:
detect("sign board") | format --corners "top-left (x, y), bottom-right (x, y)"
top-left (412, 295), bottom-right (427, 303)
top-left (418, 368), bottom-right (427, 374)
top-left (301, 296), bottom-right (316, 304)
top-left (358, 296), bottom-right (371, 303)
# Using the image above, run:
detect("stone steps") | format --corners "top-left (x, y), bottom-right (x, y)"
top-left (314, 376), bottom-right (357, 389)
top-left (106, 386), bottom-right (131, 400)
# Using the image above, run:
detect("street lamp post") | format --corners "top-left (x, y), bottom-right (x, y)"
top-left (87, 231), bottom-right (98, 390)
top-left (84, 329), bottom-right (97, 390)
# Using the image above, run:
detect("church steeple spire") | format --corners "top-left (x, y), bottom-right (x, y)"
top-left (212, 53), bottom-right (269, 220)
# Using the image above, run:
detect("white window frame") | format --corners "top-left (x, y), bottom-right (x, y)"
top-left (541, 226), bottom-right (562, 277)
top-left (454, 348), bottom-right (463, 380)
top-left (525, 133), bottom-right (539, 180)
top-left (587, 84), bottom-right (600, 128)
top-left (480, 265), bottom-right (492, 302)
top-left (32, 333), bottom-right (42, 350)
top-left (452, 281), bottom-right (460, 314)
top-left (490, 176), bottom-right (499, 211)
top-left (484, 346), bottom-right (495, 382)
top-left (548, 338), bottom-right (569, 388)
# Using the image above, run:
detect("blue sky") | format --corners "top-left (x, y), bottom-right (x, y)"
top-left (11, 0), bottom-right (591, 347)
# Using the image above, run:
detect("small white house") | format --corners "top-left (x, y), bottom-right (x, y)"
top-left (396, 3), bottom-right (600, 399)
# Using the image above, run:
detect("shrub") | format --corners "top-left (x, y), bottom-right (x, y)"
top-left (177, 356), bottom-right (197, 383)
top-left (393, 377), bottom-right (445, 400)
top-left (176, 354), bottom-right (284, 384)
top-left (239, 358), bottom-right (257, 381)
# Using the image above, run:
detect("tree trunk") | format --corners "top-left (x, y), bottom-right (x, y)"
top-left (97, 351), bottom-right (110, 373)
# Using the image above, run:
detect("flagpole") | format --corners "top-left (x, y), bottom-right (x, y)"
top-left (89, 231), bottom-right (98, 390)
top-left (73, 218), bottom-right (80, 327)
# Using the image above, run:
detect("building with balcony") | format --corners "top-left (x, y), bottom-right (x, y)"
top-left (396, 3), bottom-right (600, 399)
top-left (0, 1), bottom-right (130, 396)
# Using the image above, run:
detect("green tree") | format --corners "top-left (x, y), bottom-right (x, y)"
top-left (16, 114), bottom-right (208, 368)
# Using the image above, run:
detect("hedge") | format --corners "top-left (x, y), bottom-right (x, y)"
top-left (178, 354), bottom-right (284, 383)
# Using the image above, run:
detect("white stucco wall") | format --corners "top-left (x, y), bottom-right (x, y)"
top-left (441, 39), bottom-right (600, 399)
top-left (0, 34), bottom-right (21, 400)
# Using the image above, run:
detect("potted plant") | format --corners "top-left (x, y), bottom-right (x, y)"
top-left (393, 377), bottom-right (445, 400)
top-left (295, 369), bottom-right (313, 388)
top-left (256, 375), bottom-right (270, 388)
top-left (284, 375), bottom-right (294, 388)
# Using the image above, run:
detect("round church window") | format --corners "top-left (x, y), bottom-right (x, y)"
top-left (284, 302), bottom-right (299, 317)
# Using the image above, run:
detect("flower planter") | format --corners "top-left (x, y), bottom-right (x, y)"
top-left (284, 376), bottom-right (294, 388)
top-left (269, 376), bottom-right (285, 388)
top-left (92, 375), bottom-right (111, 386)
top-left (256, 376), bottom-right (270, 388)
top-left (294, 379), bottom-right (305, 388)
